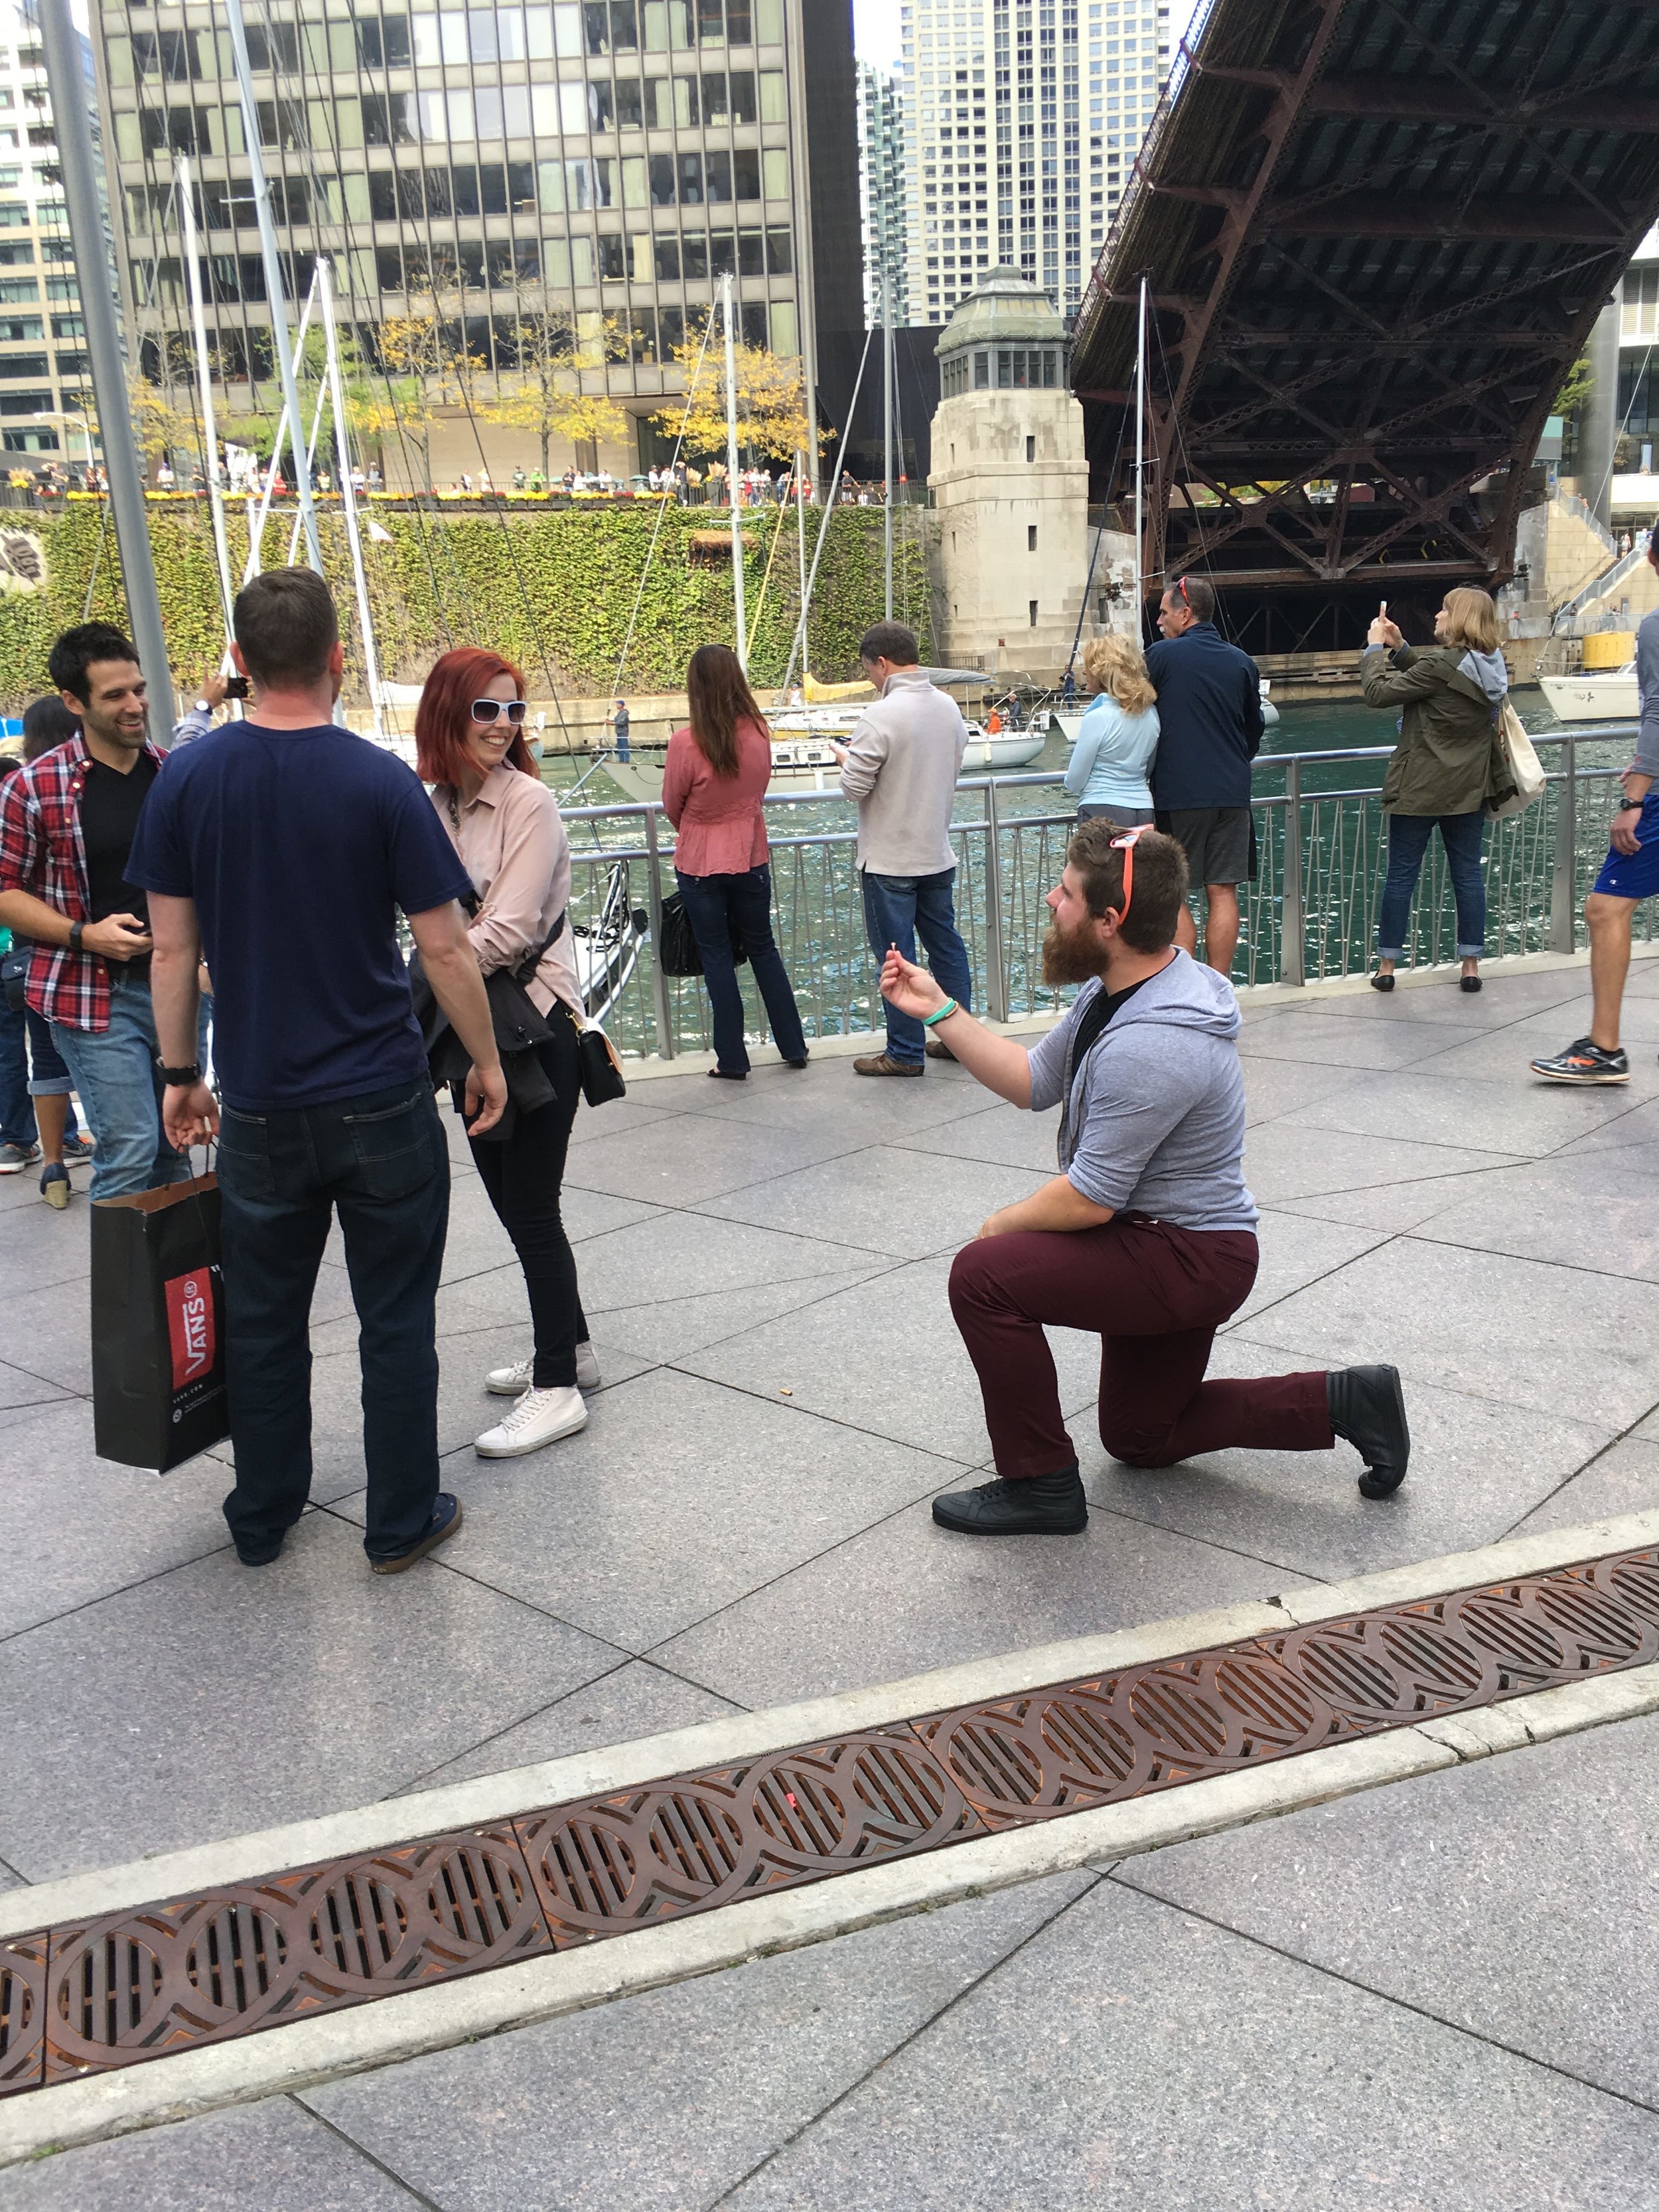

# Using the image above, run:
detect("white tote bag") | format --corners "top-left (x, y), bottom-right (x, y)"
top-left (1486, 698), bottom-right (1547, 819)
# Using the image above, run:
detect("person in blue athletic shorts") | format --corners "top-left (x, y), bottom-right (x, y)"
top-left (1533, 536), bottom-right (1659, 1084)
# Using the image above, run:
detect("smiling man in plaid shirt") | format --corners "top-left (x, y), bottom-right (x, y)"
top-left (0, 623), bottom-right (194, 1201)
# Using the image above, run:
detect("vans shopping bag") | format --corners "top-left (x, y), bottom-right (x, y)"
top-left (90, 1172), bottom-right (228, 1471)
top-left (1486, 699), bottom-right (1548, 819)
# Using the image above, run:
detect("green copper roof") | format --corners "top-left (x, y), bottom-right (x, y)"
top-left (936, 266), bottom-right (1069, 357)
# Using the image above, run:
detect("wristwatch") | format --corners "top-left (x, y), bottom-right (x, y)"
top-left (193, 698), bottom-right (212, 716)
top-left (1619, 797), bottom-right (1644, 814)
top-left (68, 919), bottom-right (84, 952)
top-left (158, 1063), bottom-right (202, 1086)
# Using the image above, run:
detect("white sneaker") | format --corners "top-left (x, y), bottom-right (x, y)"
top-left (474, 1384), bottom-right (587, 1457)
top-left (486, 1343), bottom-right (603, 1396)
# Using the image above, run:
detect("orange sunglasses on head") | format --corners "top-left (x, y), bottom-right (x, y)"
top-left (1109, 823), bottom-right (1153, 925)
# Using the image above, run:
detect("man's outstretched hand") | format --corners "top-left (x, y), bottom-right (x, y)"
top-left (880, 948), bottom-right (948, 1022)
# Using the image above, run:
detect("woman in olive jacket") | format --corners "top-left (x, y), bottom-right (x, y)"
top-left (1360, 587), bottom-right (1510, 994)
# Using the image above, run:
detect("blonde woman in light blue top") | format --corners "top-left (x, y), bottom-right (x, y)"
top-left (1064, 633), bottom-right (1160, 823)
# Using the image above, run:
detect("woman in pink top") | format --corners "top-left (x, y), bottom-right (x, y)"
top-left (664, 644), bottom-right (808, 1078)
top-left (417, 647), bottom-right (597, 1463)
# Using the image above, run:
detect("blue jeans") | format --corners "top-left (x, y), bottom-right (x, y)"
top-left (861, 866), bottom-right (974, 1065)
top-left (0, 1003), bottom-right (83, 1151)
top-left (50, 970), bottom-right (192, 1200)
top-left (216, 1078), bottom-right (450, 1562)
top-left (675, 863), bottom-right (808, 1074)
top-left (1377, 811), bottom-right (1486, 961)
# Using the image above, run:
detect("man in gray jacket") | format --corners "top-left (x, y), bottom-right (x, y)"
top-left (832, 621), bottom-right (974, 1076)
top-left (880, 818), bottom-right (1409, 1535)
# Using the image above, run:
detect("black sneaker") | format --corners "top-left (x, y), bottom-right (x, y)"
top-left (1530, 1037), bottom-right (1629, 1084)
top-left (370, 1491), bottom-right (463, 1574)
top-left (932, 1466), bottom-right (1087, 1536)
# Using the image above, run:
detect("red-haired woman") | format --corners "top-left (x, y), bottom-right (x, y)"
top-left (663, 643), bottom-right (808, 1077)
top-left (416, 648), bottom-right (599, 1459)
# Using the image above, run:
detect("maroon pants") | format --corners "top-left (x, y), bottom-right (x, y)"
top-left (948, 1215), bottom-right (1334, 1480)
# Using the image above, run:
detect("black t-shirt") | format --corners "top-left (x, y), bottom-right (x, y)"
top-left (80, 751), bottom-right (158, 948)
top-left (1070, 970), bottom-right (1155, 1067)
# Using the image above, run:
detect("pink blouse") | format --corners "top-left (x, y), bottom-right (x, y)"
top-left (662, 717), bottom-right (772, 877)
top-left (430, 764), bottom-right (581, 1017)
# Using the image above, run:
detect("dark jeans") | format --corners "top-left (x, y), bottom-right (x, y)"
top-left (470, 1003), bottom-right (589, 1389)
top-left (216, 1078), bottom-right (450, 1561)
top-left (860, 867), bottom-right (974, 1065)
top-left (675, 863), bottom-right (808, 1074)
top-left (1378, 810), bottom-right (1486, 960)
top-left (0, 1003), bottom-right (82, 1149)
top-left (949, 1215), bottom-right (1333, 1480)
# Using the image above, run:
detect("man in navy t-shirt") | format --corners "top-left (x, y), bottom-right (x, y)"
top-left (127, 569), bottom-right (506, 1574)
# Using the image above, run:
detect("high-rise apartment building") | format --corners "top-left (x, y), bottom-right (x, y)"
top-left (901, 0), bottom-right (1168, 327)
top-left (0, 0), bottom-right (89, 469)
top-left (857, 59), bottom-right (905, 331)
top-left (89, 0), bottom-right (861, 482)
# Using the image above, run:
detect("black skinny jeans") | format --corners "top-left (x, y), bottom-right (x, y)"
top-left (470, 999), bottom-right (589, 1388)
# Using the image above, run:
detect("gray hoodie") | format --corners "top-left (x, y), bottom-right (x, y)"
top-left (1458, 647), bottom-right (1508, 706)
top-left (1027, 949), bottom-right (1258, 1233)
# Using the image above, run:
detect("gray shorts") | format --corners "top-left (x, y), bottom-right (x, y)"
top-left (1155, 805), bottom-right (1256, 887)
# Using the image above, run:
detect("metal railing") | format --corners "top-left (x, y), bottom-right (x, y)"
top-left (565, 727), bottom-right (1636, 1060)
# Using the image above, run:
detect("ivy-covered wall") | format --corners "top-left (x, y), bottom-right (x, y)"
top-left (0, 500), bottom-right (936, 706)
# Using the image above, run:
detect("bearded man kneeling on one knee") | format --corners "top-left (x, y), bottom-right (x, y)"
top-left (879, 818), bottom-right (1411, 1536)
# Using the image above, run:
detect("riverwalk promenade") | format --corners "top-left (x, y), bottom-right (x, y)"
top-left (3, 952), bottom-right (1659, 2205)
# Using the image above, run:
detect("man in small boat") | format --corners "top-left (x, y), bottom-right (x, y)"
top-left (830, 621), bottom-right (974, 1077)
top-left (879, 818), bottom-right (1411, 1536)
top-left (1533, 531), bottom-right (1659, 1084)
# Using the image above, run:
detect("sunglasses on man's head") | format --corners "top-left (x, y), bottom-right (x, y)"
top-left (471, 698), bottom-right (527, 725)
top-left (1110, 823), bottom-right (1152, 924)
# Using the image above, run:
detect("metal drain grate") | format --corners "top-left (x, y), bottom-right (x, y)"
top-left (5, 1544), bottom-right (1657, 2097)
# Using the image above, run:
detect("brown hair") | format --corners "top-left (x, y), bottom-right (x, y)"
top-left (686, 643), bottom-right (768, 778)
top-left (1080, 633), bottom-right (1156, 715)
top-left (233, 567), bottom-right (339, 689)
top-left (857, 620), bottom-right (920, 666)
top-left (1163, 573), bottom-right (1216, 625)
top-left (1066, 817), bottom-right (1189, 953)
top-left (1441, 587), bottom-right (1500, 653)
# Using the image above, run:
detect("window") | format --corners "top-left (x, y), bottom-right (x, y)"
top-left (1029, 599), bottom-right (1039, 627)
top-left (1028, 524), bottom-right (1037, 550)
top-left (1026, 434), bottom-right (1036, 462)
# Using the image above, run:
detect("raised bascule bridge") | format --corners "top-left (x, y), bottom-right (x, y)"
top-left (1070, 0), bottom-right (1659, 654)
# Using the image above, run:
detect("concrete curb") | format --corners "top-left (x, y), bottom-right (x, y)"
top-left (5, 1504), bottom-right (1658, 1948)
top-left (5, 1661), bottom-right (1658, 2169)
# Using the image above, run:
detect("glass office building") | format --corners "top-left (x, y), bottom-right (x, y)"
top-left (900, 0), bottom-right (1167, 325)
top-left (90, 0), bottom-right (860, 480)
top-left (857, 60), bottom-right (906, 331)
top-left (0, 0), bottom-right (90, 468)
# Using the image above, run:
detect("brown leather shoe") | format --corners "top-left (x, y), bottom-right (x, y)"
top-left (853, 1052), bottom-right (924, 1077)
top-left (924, 1036), bottom-right (957, 1062)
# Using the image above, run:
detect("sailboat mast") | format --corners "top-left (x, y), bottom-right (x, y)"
top-left (794, 445), bottom-right (808, 678)
top-left (723, 273), bottom-right (747, 674)
top-left (1133, 274), bottom-right (1147, 641)
top-left (222, 0), bottom-right (321, 572)
top-left (319, 258), bottom-right (384, 738)
top-left (177, 156), bottom-right (236, 657)
top-left (883, 271), bottom-right (895, 621)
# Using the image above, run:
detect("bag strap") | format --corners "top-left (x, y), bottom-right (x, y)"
top-left (509, 909), bottom-right (566, 988)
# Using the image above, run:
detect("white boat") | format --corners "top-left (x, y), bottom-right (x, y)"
top-left (1053, 679), bottom-right (1277, 755)
top-left (1539, 668), bottom-right (1639, 721)
top-left (572, 858), bottom-right (648, 1023)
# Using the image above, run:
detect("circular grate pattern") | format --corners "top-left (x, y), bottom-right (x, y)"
top-left (7, 1547), bottom-right (1655, 2097)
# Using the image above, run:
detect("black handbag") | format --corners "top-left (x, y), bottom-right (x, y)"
top-left (658, 891), bottom-right (748, 979)
top-left (575, 1015), bottom-right (626, 1106)
top-left (408, 911), bottom-right (567, 1138)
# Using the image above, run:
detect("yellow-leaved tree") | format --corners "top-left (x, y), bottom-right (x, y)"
top-left (651, 326), bottom-right (824, 471)
top-left (476, 293), bottom-right (634, 480)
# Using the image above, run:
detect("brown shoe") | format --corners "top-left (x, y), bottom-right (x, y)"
top-left (924, 1037), bottom-right (957, 1062)
top-left (853, 1052), bottom-right (924, 1077)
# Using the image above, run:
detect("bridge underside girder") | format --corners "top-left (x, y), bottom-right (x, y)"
top-left (1070, 0), bottom-right (1659, 649)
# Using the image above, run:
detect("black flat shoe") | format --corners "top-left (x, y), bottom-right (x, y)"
top-left (707, 1067), bottom-right (747, 1080)
top-left (1328, 1366), bottom-right (1410, 1497)
top-left (1461, 974), bottom-right (1482, 992)
top-left (1369, 971), bottom-right (1395, 993)
top-left (783, 1055), bottom-right (808, 1069)
top-left (932, 1466), bottom-right (1087, 1536)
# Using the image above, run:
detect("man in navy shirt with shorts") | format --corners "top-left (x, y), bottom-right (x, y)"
top-left (129, 569), bottom-right (506, 1573)
top-left (1533, 542), bottom-right (1659, 1084)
